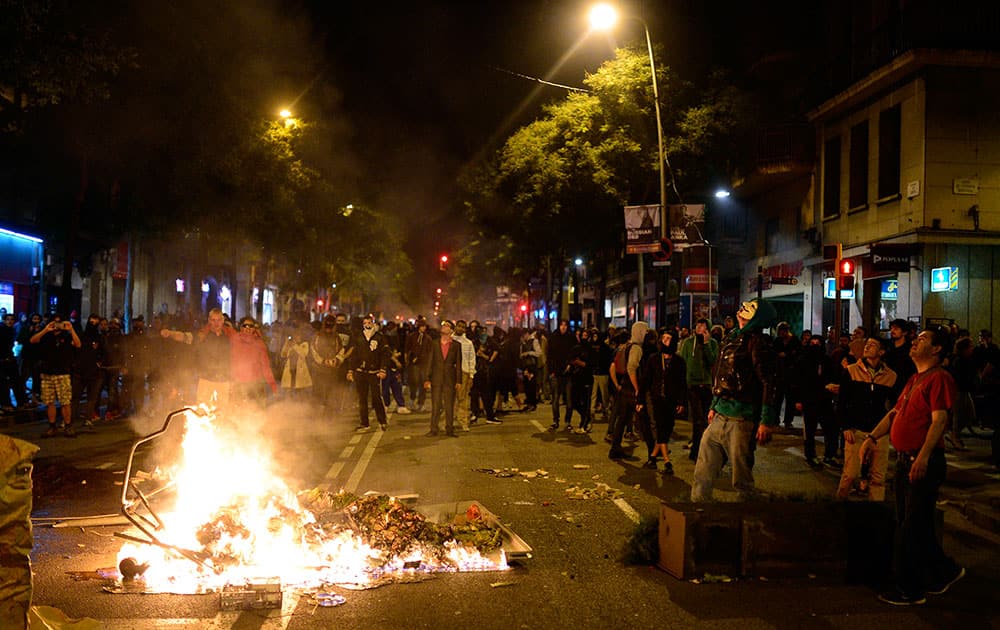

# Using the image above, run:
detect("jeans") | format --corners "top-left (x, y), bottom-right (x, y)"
top-left (550, 373), bottom-right (572, 425)
top-left (381, 369), bottom-right (405, 408)
top-left (590, 374), bottom-right (610, 417)
top-left (691, 412), bottom-right (756, 502)
top-left (355, 372), bottom-right (386, 426)
top-left (894, 449), bottom-right (959, 597)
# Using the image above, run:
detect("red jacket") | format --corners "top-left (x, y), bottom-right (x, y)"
top-left (230, 331), bottom-right (277, 392)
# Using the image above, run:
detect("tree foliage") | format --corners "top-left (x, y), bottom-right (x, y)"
top-left (459, 46), bottom-right (748, 294)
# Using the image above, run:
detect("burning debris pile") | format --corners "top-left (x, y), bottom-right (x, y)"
top-left (114, 408), bottom-right (513, 596)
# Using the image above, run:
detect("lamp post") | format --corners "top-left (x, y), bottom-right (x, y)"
top-left (589, 4), bottom-right (667, 325)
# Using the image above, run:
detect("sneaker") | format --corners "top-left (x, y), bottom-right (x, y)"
top-left (396, 406), bottom-right (411, 415)
top-left (643, 458), bottom-right (658, 469)
top-left (564, 424), bottom-right (574, 431)
top-left (379, 422), bottom-right (388, 431)
top-left (661, 462), bottom-right (674, 476)
top-left (823, 456), bottom-right (842, 469)
top-left (682, 441), bottom-right (693, 450)
top-left (549, 423), bottom-right (559, 431)
top-left (573, 427), bottom-right (586, 435)
top-left (83, 419), bottom-right (95, 428)
top-left (806, 457), bottom-right (823, 469)
top-left (927, 567), bottom-right (965, 595)
top-left (486, 418), bottom-right (503, 425)
top-left (877, 589), bottom-right (925, 606)
top-left (63, 425), bottom-right (77, 438)
top-left (356, 425), bottom-right (372, 433)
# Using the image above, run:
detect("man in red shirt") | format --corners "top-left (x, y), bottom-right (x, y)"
top-left (860, 326), bottom-right (964, 606)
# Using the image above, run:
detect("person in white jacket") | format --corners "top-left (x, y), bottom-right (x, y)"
top-left (280, 325), bottom-right (312, 398)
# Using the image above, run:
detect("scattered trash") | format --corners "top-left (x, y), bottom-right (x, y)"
top-left (554, 477), bottom-right (567, 484)
top-left (511, 501), bottom-right (534, 505)
top-left (573, 464), bottom-right (590, 470)
top-left (564, 482), bottom-right (622, 501)
top-left (314, 592), bottom-right (346, 607)
top-left (490, 581), bottom-right (516, 588)
top-left (633, 484), bottom-right (641, 490)
top-left (591, 474), bottom-right (601, 480)
top-left (697, 573), bottom-right (732, 583)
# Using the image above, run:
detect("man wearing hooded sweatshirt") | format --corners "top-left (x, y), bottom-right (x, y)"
top-left (691, 298), bottom-right (779, 501)
top-left (608, 321), bottom-right (650, 459)
top-left (347, 315), bottom-right (389, 431)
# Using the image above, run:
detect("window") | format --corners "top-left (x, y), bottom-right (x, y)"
top-left (849, 121), bottom-right (869, 209)
top-left (878, 105), bottom-right (901, 199)
top-left (823, 136), bottom-right (841, 219)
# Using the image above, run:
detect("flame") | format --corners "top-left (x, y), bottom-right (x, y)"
top-left (118, 410), bottom-right (506, 593)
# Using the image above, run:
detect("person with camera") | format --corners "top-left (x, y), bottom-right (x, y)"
top-left (30, 315), bottom-right (81, 437)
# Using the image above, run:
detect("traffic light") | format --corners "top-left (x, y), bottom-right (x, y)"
top-left (823, 243), bottom-right (842, 261)
top-left (439, 254), bottom-right (449, 271)
top-left (839, 258), bottom-right (855, 290)
top-left (316, 298), bottom-right (325, 310)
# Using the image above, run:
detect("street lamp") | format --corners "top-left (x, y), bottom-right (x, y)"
top-left (589, 3), bottom-right (667, 325)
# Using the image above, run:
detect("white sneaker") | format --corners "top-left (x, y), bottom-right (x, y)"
top-left (396, 406), bottom-right (411, 415)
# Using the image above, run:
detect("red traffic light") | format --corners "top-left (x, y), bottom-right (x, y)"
top-left (840, 259), bottom-right (855, 275)
top-left (440, 254), bottom-right (449, 263)
top-left (316, 298), bottom-right (325, 309)
top-left (439, 254), bottom-right (449, 271)
top-left (435, 287), bottom-right (443, 294)
top-left (519, 303), bottom-right (528, 313)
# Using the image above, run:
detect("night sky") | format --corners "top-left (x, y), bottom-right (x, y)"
top-left (302, 0), bottom-right (757, 271)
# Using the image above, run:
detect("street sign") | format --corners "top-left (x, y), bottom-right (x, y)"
top-left (930, 266), bottom-right (958, 292)
top-left (769, 277), bottom-right (798, 285)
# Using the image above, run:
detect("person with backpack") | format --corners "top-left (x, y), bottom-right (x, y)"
top-left (608, 321), bottom-right (649, 459)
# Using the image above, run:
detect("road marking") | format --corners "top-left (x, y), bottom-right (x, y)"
top-left (948, 460), bottom-right (980, 470)
top-left (344, 431), bottom-right (383, 493)
top-left (95, 461), bottom-right (116, 470)
top-left (324, 434), bottom-right (366, 480)
top-left (613, 497), bottom-right (641, 524)
top-left (530, 419), bottom-right (547, 432)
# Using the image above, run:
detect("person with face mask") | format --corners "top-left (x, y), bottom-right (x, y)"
top-left (640, 327), bottom-right (687, 473)
top-left (691, 298), bottom-right (779, 501)
top-left (72, 314), bottom-right (106, 426)
top-left (347, 316), bottom-right (388, 431)
top-left (310, 315), bottom-right (345, 411)
top-left (16, 313), bottom-right (44, 405)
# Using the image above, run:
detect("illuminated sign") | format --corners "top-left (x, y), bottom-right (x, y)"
top-left (880, 279), bottom-right (898, 300)
top-left (176, 278), bottom-right (186, 293)
top-left (930, 267), bottom-right (958, 293)
top-left (824, 277), bottom-right (855, 299)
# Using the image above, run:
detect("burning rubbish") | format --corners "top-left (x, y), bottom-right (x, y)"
top-left (108, 407), bottom-right (527, 604)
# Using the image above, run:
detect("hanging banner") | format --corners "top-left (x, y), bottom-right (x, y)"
top-left (624, 204), bottom-right (661, 254)
top-left (667, 204), bottom-right (706, 250)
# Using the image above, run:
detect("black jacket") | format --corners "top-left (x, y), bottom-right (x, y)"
top-left (837, 358), bottom-right (897, 432)
top-left (641, 352), bottom-right (688, 404)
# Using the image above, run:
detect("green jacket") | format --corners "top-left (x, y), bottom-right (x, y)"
top-left (676, 334), bottom-right (718, 386)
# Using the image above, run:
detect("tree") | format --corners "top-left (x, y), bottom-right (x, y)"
top-left (459, 46), bottom-right (748, 299)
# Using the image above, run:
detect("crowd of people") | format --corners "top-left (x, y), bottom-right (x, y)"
top-left (3, 301), bottom-right (998, 605)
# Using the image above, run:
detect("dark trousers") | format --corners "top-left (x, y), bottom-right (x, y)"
top-left (609, 384), bottom-right (638, 451)
top-left (550, 374), bottom-right (572, 425)
top-left (355, 372), bottom-right (386, 426)
top-left (775, 379), bottom-right (796, 426)
top-left (471, 373), bottom-right (495, 421)
top-left (407, 365), bottom-right (427, 408)
top-left (430, 380), bottom-right (457, 433)
top-left (571, 377), bottom-right (592, 428)
top-left (802, 399), bottom-right (838, 459)
top-left (72, 372), bottom-right (103, 420)
top-left (522, 367), bottom-right (538, 406)
top-left (687, 384), bottom-right (712, 461)
top-left (648, 396), bottom-right (677, 446)
top-left (312, 366), bottom-right (337, 409)
top-left (894, 449), bottom-right (959, 597)
top-left (2, 357), bottom-right (26, 407)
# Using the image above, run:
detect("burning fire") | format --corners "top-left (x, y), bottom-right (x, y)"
top-left (117, 409), bottom-right (507, 593)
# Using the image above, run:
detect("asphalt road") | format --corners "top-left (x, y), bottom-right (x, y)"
top-left (11, 399), bottom-right (1000, 629)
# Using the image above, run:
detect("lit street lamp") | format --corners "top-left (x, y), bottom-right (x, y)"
top-left (589, 3), bottom-right (667, 324)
